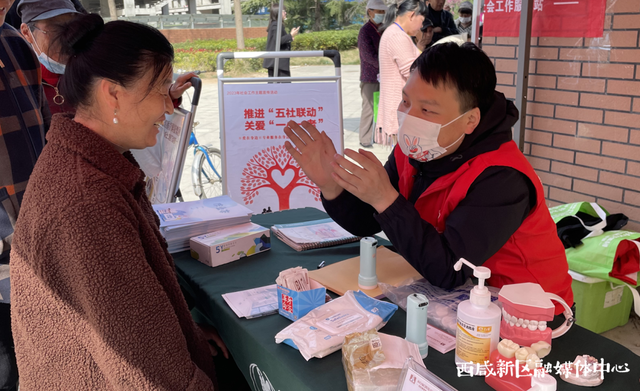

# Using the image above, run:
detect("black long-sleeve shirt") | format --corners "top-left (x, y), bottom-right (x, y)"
top-left (263, 22), bottom-right (293, 72)
top-left (323, 92), bottom-right (535, 289)
top-left (427, 4), bottom-right (459, 43)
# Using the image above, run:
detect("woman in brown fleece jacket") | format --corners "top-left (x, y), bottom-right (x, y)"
top-left (10, 14), bottom-right (220, 390)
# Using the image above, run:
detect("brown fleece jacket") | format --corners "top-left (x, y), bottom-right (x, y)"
top-left (10, 113), bottom-right (216, 390)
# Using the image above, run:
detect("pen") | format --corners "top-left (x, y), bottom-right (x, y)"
top-left (317, 261), bottom-right (325, 269)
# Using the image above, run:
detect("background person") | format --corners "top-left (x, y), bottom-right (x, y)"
top-left (17, 0), bottom-right (196, 119)
top-left (357, 0), bottom-right (387, 148)
top-left (18, 0), bottom-right (80, 115)
top-left (0, 0), bottom-right (51, 389)
top-left (3, 0), bottom-right (85, 29)
top-left (415, 18), bottom-right (434, 51)
top-left (263, 3), bottom-right (299, 78)
top-left (10, 14), bottom-right (224, 390)
top-left (455, 1), bottom-right (473, 35)
top-left (426, 0), bottom-right (458, 43)
top-left (376, 0), bottom-right (425, 145)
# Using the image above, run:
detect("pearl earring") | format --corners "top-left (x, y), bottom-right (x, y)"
top-left (113, 110), bottom-right (119, 124)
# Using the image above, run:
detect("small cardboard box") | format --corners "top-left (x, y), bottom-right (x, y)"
top-left (190, 222), bottom-right (270, 267)
top-left (278, 279), bottom-right (327, 321)
top-left (569, 270), bottom-right (634, 334)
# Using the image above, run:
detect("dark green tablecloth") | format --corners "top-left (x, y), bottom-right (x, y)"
top-left (174, 208), bottom-right (640, 390)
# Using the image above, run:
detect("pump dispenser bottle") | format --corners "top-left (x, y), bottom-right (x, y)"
top-left (453, 258), bottom-right (501, 375)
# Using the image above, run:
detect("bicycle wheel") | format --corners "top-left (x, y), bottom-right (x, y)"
top-left (194, 147), bottom-right (223, 199)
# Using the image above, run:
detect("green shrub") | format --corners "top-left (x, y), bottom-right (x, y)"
top-left (173, 37), bottom-right (267, 52)
top-left (174, 48), bottom-right (219, 73)
top-left (172, 30), bottom-right (359, 73)
top-left (292, 30), bottom-right (358, 51)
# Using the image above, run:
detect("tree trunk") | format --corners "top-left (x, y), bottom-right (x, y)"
top-left (314, 0), bottom-right (322, 31)
top-left (234, 0), bottom-right (245, 49)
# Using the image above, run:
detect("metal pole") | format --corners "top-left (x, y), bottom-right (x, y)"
top-left (471, 0), bottom-right (483, 46)
top-left (273, 0), bottom-right (284, 76)
top-left (513, 0), bottom-right (534, 151)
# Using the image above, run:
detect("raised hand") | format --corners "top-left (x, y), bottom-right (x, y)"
top-left (283, 120), bottom-right (343, 200)
top-left (169, 72), bottom-right (199, 100)
top-left (330, 148), bottom-right (399, 213)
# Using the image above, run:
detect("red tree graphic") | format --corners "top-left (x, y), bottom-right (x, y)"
top-left (240, 145), bottom-right (320, 210)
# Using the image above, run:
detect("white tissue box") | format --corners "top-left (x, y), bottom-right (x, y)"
top-left (190, 222), bottom-right (270, 267)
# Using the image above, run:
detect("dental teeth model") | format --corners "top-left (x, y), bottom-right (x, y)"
top-left (557, 355), bottom-right (604, 387)
top-left (486, 339), bottom-right (558, 391)
top-left (498, 283), bottom-right (574, 346)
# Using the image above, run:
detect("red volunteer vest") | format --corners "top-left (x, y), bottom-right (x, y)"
top-left (395, 141), bottom-right (573, 314)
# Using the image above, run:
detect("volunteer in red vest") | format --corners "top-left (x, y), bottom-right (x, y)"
top-left (283, 42), bottom-right (573, 314)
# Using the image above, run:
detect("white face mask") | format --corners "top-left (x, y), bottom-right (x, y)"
top-left (29, 29), bottom-right (66, 75)
top-left (373, 13), bottom-right (385, 24)
top-left (459, 16), bottom-right (472, 24)
top-left (397, 110), bottom-right (468, 162)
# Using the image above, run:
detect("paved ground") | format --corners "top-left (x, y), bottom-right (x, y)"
top-left (177, 64), bottom-right (394, 202)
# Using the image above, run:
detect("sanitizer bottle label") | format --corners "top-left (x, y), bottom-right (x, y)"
top-left (455, 318), bottom-right (492, 364)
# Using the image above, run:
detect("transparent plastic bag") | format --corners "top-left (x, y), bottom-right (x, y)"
top-left (379, 278), bottom-right (500, 336)
top-left (342, 330), bottom-right (424, 391)
top-left (275, 291), bottom-right (398, 361)
top-left (130, 130), bottom-right (164, 177)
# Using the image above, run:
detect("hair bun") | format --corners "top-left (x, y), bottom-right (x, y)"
top-left (60, 13), bottom-right (105, 57)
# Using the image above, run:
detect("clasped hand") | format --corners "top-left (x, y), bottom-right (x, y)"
top-left (283, 120), bottom-right (398, 213)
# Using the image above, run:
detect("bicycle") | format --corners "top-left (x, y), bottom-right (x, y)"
top-left (189, 121), bottom-right (223, 199)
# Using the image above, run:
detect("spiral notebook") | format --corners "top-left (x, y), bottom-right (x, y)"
top-left (271, 218), bottom-right (360, 251)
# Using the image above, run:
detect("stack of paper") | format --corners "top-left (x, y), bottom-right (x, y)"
top-left (271, 218), bottom-right (360, 251)
top-left (153, 195), bottom-right (253, 253)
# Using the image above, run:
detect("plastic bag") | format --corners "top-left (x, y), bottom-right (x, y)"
top-left (275, 290), bottom-right (398, 361)
top-left (342, 330), bottom-right (424, 391)
top-left (379, 278), bottom-right (500, 336)
top-left (130, 130), bottom-right (164, 177)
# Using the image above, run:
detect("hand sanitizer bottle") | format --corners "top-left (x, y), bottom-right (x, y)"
top-left (453, 258), bottom-right (501, 376)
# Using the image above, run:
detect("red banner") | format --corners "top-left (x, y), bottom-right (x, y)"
top-left (483, 0), bottom-right (606, 37)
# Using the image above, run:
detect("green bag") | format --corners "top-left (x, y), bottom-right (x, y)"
top-left (550, 202), bottom-right (640, 318)
top-left (549, 202), bottom-right (609, 235)
top-left (565, 230), bottom-right (639, 287)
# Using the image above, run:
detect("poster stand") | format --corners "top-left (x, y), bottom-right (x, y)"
top-left (216, 50), bottom-right (344, 213)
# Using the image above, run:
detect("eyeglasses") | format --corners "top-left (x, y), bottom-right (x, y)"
top-left (31, 25), bottom-right (49, 35)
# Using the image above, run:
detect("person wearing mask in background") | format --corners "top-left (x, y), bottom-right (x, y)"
top-left (376, 0), bottom-right (425, 146)
top-left (10, 14), bottom-right (225, 389)
top-left (282, 42), bottom-right (573, 317)
top-left (3, 0), bottom-right (85, 29)
top-left (263, 3), bottom-right (300, 78)
top-left (18, 0), bottom-right (79, 115)
top-left (455, 1), bottom-right (473, 35)
top-left (415, 18), bottom-right (434, 51)
top-left (426, 0), bottom-right (458, 43)
top-left (16, 0), bottom-right (196, 118)
top-left (0, 0), bottom-right (51, 389)
top-left (357, 0), bottom-right (387, 148)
